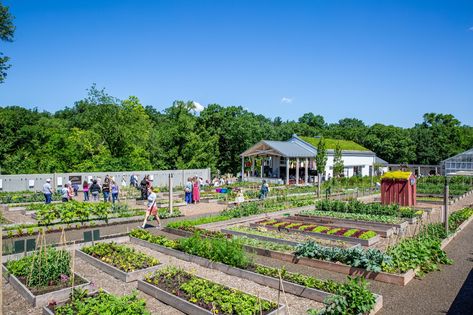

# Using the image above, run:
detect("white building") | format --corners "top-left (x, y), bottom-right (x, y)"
top-left (240, 134), bottom-right (384, 184)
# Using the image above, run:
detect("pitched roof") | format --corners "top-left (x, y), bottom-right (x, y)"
top-left (240, 140), bottom-right (315, 158)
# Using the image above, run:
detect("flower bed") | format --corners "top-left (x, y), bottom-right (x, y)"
top-left (253, 219), bottom-right (380, 246)
top-left (44, 289), bottom-right (150, 315)
top-left (141, 266), bottom-right (283, 315)
top-left (4, 247), bottom-right (90, 306)
top-left (78, 242), bottom-right (160, 282)
top-left (129, 229), bottom-right (382, 314)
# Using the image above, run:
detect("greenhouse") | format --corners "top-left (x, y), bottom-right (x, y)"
top-left (442, 148), bottom-right (473, 175)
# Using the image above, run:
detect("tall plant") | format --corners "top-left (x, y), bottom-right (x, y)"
top-left (315, 137), bottom-right (328, 197)
top-left (333, 142), bottom-right (344, 177)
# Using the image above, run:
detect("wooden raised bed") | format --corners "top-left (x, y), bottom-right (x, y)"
top-left (249, 222), bottom-right (381, 247)
top-left (138, 278), bottom-right (286, 315)
top-left (129, 236), bottom-right (383, 313)
top-left (2, 264), bottom-right (91, 307)
top-left (75, 249), bottom-right (162, 282)
top-left (42, 289), bottom-right (105, 315)
top-left (294, 214), bottom-right (403, 237)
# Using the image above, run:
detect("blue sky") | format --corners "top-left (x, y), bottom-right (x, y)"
top-left (1, 0), bottom-right (472, 127)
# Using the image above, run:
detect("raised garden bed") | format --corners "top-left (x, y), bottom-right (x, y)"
top-left (251, 219), bottom-right (381, 246)
top-left (290, 214), bottom-right (396, 237)
top-left (43, 289), bottom-right (150, 315)
top-left (129, 234), bottom-right (383, 314)
top-left (3, 247), bottom-right (91, 307)
top-left (77, 242), bottom-right (161, 282)
top-left (139, 266), bottom-right (285, 315)
top-left (222, 226), bottom-right (357, 249)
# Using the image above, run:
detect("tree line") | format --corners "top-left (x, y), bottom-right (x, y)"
top-left (0, 85), bottom-right (472, 175)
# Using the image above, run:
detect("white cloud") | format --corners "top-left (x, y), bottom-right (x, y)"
top-left (280, 97), bottom-right (293, 104)
top-left (192, 101), bottom-right (205, 112)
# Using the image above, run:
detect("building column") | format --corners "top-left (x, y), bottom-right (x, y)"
top-left (286, 158), bottom-right (290, 185)
top-left (251, 157), bottom-right (255, 177)
top-left (260, 157), bottom-right (264, 178)
top-left (296, 157), bottom-right (300, 185)
top-left (241, 156), bottom-right (245, 180)
top-left (304, 158), bottom-right (308, 184)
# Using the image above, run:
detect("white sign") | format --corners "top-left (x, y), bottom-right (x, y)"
top-left (57, 177), bottom-right (63, 186)
top-left (88, 176), bottom-right (93, 182)
top-left (28, 179), bottom-right (35, 188)
top-left (0, 179), bottom-right (3, 189)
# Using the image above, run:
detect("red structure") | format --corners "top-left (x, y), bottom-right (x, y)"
top-left (381, 171), bottom-right (417, 206)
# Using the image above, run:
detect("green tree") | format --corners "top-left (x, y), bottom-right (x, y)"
top-left (315, 137), bottom-right (327, 196)
top-left (333, 142), bottom-right (344, 177)
top-left (0, 1), bottom-right (15, 83)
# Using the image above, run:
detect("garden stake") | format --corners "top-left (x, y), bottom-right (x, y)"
top-left (278, 269), bottom-right (291, 315)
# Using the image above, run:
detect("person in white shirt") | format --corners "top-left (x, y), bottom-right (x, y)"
top-left (43, 178), bottom-right (53, 204)
top-left (141, 186), bottom-right (161, 229)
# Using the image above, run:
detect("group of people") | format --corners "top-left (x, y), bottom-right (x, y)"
top-left (184, 177), bottom-right (201, 204)
top-left (42, 175), bottom-right (126, 204)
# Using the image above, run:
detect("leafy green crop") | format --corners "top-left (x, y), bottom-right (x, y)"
top-left (55, 289), bottom-right (150, 315)
top-left (145, 266), bottom-right (277, 315)
top-left (295, 241), bottom-right (392, 272)
top-left (82, 242), bottom-right (159, 272)
top-left (6, 247), bottom-right (71, 288)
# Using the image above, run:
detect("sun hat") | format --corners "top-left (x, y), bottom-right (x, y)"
top-left (46, 178), bottom-right (51, 182)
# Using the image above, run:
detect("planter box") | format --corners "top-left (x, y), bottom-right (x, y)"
top-left (137, 279), bottom-right (286, 315)
top-left (75, 249), bottom-right (161, 282)
top-left (238, 245), bottom-right (415, 286)
top-left (222, 228), bottom-right (301, 247)
top-left (3, 264), bottom-right (91, 307)
top-left (42, 289), bottom-right (106, 315)
top-left (292, 214), bottom-right (397, 237)
top-left (250, 223), bottom-right (380, 247)
top-left (130, 236), bottom-right (383, 313)
top-left (440, 212), bottom-right (473, 250)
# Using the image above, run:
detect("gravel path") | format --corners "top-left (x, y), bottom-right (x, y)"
top-left (2, 241), bottom-right (324, 315)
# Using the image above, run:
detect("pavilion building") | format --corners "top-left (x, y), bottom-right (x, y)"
top-left (240, 134), bottom-right (383, 184)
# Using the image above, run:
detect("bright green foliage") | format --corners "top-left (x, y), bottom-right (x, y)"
top-left (146, 266), bottom-right (277, 315)
top-left (315, 199), bottom-right (420, 218)
top-left (295, 241), bottom-right (392, 272)
top-left (178, 235), bottom-right (251, 269)
top-left (313, 277), bottom-right (376, 315)
top-left (32, 201), bottom-right (111, 225)
top-left (301, 136), bottom-right (369, 151)
top-left (6, 247), bottom-right (71, 288)
top-left (333, 142), bottom-right (344, 177)
top-left (233, 236), bottom-right (294, 252)
top-left (300, 210), bottom-right (402, 224)
top-left (0, 1), bottom-right (14, 83)
top-left (0, 191), bottom-right (62, 204)
top-left (81, 242), bottom-right (159, 272)
top-left (129, 229), bottom-right (179, 248)
top-left (255, 266), bottom-right (376, 315)
top-left (55, 289), bottom-right (150, 315)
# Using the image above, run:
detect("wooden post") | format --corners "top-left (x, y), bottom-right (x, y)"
top-left (169, 173), bottom-right (173, 215)
top-left (241, 156), bottom-right (245, 181)
top-left (295, 158), bottom-right (299, 185)
top-left (304, 158), bottom-right (308, 185)
top-left (286, 158), bottom-right (290, 185)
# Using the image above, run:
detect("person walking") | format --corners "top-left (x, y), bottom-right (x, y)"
top-left (141, 186), bottom-right (161, 228)
top-left (102, 175), bottom-right (111, 202)
top-left (83, 180), bottom-right (89, 201)
top-left (140, 175), bottom-right (148, 200)
top-left (192, 177), bottom-right (200, 204)
top-left (111, 180), bottom-right (119, 203)
top-left (90, 180), bottom-right (101, 201)
top-left (42, 178), bottom-right (53, 204)
top-left (61, 184), bottom-right (69, 202)
top-left (185, 177), bottom-right (193, 204)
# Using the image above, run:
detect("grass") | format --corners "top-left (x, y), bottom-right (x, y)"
top-left (300, 136), bottom-right (369, 151)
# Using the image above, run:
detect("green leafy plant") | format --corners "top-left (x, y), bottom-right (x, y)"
top-left (81, 242), bottom-right (159, 272)
top-left (54, 289), bottom-right (150, 315)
